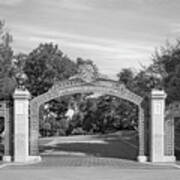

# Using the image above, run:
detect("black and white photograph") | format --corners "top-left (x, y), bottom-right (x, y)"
top-left (0, 0), bottom-right (180, 179)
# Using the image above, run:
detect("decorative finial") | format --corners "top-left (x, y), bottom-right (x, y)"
top-left (16, 73), bottom-right (27, 90)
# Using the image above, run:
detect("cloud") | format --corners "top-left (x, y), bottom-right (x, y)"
top-left (25, 31), bottom-right (153, 57)
top-left (61, 0), bottom-right (92, 11)
top-left (40, 0), bottom-right (92, 11)
top-left (12, 23), bottom-right (154, 73)
top-left (11, 23), bottom-right (153, 52)
top-left (170, 23), bottom-right (180, 33)
top-left (0, 0), bottom-right (23, 6)
top-left (25, 32), bottom-right (152, 73)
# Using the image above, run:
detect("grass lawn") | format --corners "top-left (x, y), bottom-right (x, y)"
top-left (1, 129), bottom-right (180, 161)
top-left (39, 130), bottom-right (139, 160)
top-left (39, 130), bottom-right (180, 161)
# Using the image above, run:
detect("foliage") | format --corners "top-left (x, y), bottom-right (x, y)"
top-left (76, 57), bottom-right (99, 75)
top-left (118, 68), bottom-right (160, 97)
top-left (117, 68), bottom-right (134, 89)
top-left (0, 20), bottom-right (16, 100)
top-left (39, 98), bottom-right (69, 136)
top-left (71, 127), bottom-right (86, 135)
top-left (39, 92), bottom-right (140, 137)
top-left (117, 67), bottom-right (160, 129)
top-left (23, 43), bottom-right (77, 97)
top-left (148, 40), bottom-right (180, 104)
top-left (95, 96), bottom-right (138, 132)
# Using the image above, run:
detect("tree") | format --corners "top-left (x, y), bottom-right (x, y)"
top-left (94, 95), bottom-right (138, 132)
top-left (23, 43), bottom-right (77, 97)
top-left (117, 67), bottom-right (160, 97)
top-left (117, 68), bottom-right (135, 89)
top-left (164, 64), bottom-right (180, 103)
top-left (76, 58), bottom-right (98, 73)
top-left (148, 40), bottom-right (180, 103)
top-left (116, 67), bottom-right (161, 130)
top-left (23, 43), bottom-right (78, 137)
top-left (0, 20), bottom-right (16, 100)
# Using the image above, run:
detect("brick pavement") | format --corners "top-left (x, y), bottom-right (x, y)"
top-left (2, 155), bottom-right (178, 169)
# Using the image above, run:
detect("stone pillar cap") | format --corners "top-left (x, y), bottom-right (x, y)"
top-left (13, 88), bottom-right (31, 99)
top-left (151, 89), bottom-right (166, 99)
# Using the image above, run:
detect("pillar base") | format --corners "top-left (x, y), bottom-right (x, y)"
top-left (137, 155), bottom-right (147, 162)
top-left (150, 155), bottom-right (176, 163)
top-left (27, 156), bottom-right (42, 162)
top-left (3, 155), bottom-right (12, 162)
top-left (163, 156), bottom-right (176, 162)
top-left (14, 156), bottom-right (41, 163)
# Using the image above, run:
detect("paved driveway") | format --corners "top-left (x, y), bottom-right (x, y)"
top-left (0, 155), bottom-right (180, 180)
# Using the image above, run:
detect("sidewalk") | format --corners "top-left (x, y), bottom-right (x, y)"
top-left (1, 156), bottom-right (180, 180)
top-left (1, 166), bottom-right (180, 180)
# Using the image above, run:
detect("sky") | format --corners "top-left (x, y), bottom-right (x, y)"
top-left (1, 0), bottom-right (180, 79)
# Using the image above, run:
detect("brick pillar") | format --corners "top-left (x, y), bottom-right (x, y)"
top-left (13, 89), bottom-right (41, 162)
top-left (150, 89), bottom-right (175, 162)
top-left (3, 101), bottom-right (13, 162)
top-left (29, 101), bottom-right (39, 156)
top-left (137, 106), bottom-right (147, 162)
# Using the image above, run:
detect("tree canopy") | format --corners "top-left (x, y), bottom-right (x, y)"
top-left (148, 40), bottom-right (180, 104)
top-left (0, 20), bottom-right (16, 100)
top-left (23, 43), bottom-right (77, 97)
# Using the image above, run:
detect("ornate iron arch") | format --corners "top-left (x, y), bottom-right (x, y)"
top-left (29, 63), bottom-right (146, 159)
